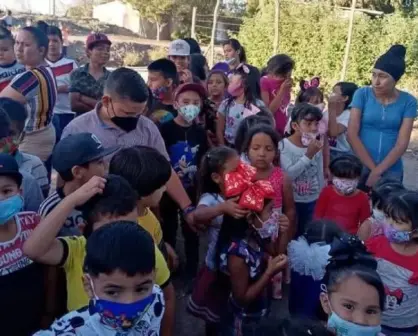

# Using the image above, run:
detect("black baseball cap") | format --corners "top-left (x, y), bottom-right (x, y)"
top-left (0, 153), bottom-right (23, 186)
top-left (52, 133), bottom-right (119, 173)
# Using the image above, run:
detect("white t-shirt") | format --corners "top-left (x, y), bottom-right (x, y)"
top-left (0, 61), bottom-right (25, 92)
top-left (46, 57), bottom-right (78, 115)
top-left (199, 193), bottom-right (224, 270)
top-left (279, 138), bottom-right (324, 203)
top-left (329, 109), bottom-right (351, 152)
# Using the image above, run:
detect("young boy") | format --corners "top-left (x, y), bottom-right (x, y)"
top-left (0, 153), bottom-right (44, 335)
top-left (109, 145), bottom-right (178, 268)
top-left (147, 58), bottom-right (178, 124)
top-left (159, 83), bottom-right (209, 279)
top-left (38, 132), bottom-right (117, 236)
top-left (34, 221), bottom-right (165, 335)
top-left (0, 29), bottom-right (24, 93)
top-left (23, 175), bottom-right (175, 336)
top-left (0, 97), bottom-right (49, 196)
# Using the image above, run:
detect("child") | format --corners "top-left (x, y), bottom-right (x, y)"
top-left (34, 221), bottom-right (165, 335)
top-left (0, 29), bottom-right (24, 92)
top-left (0, 153), bottom-right (44, 335)
top-left (207, 70), bottom-right (228, 110)
top-left (328, 82), bottom-right (358, 160)
top-left (159, 82), bottom-right (209, 279)
top-left (216, 65), bottom-right (265, 147)
top-left (109, 146), bottom-right (178, 268)
top-left (320, 234), bottom-right (385, 336)
top-left (23, 175), bottom-right (175, 336)
top-left (260, 54), bottom-right (294, 135)
top-left (147, 58), bottom-right (179, 124)
top-left (46, 25), bottom-right (78, 142)
top-left (366, 190), bottom-right (418, 335)
top-left (314, 154), bottom-right (370, 234)
top-left (217, 198), bottom-right (289, 335)
top-left (280, 103), bottom-right (325, 236)
top-left (358, 178), bottom-right (405, 241)
top-left (288, 219), bottom-right (342, 319)
top-left (234, 112), bottom-right (275, 158)
top-left (38, 132), bottom-right (117, 236)
top-left (188, 146), bottom-right (246, 334)
top-left (243, 124), bottom-right (296, 299)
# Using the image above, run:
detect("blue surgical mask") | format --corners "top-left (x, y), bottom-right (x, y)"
top-left (0, 195), bottom-right (23, 225)
top-left (89, 284), bottom-right (155, 333)
top-left (383, 223), bottom-right (413, 243)
top-left (179, 104), bottom-right (200, 123)
top-left (328, 311), bottom-right (381, 336)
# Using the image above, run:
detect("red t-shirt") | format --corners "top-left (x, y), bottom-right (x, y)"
top-left (314, 185), bottom-right (370, 234)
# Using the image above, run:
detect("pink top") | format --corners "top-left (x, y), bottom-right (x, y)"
top-left (269, 167), bottom-right (284, 209)
top-left (260, 76), bottom-right (291, 135)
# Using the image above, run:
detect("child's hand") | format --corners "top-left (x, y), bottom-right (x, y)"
top-left (221, 197), bottom-right (249, 218)
top-left (278, 214), bottom-right (290, 233)
top-left (165, 243), bottom-right (179, 271)
top-left (266, 254), bottom-right (288, 277)
top-left (180, 69), bottom-right (193, 84)
top-left (67, 176), bottom-right (106, 207)
top-left (281, 78), bottom-right (293, 92)
top-left (306, 139), bottom-right (323, 159)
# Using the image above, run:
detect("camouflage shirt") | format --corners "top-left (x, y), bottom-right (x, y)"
top-left (69, 63), bottom-right (110, 100)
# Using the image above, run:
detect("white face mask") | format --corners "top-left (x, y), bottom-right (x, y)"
top-left (301, 132), bottom-right (319, 146)
top-left (332, 178), bottom-right (358, 195)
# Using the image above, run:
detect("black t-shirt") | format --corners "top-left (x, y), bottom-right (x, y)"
top-left (150, 101), bottom-right (178, 125)
top-left (160, 120), bottom-right (208, 188)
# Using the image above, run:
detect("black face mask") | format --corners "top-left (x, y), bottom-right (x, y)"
top-left (110, 116), bottom-right (138, 133)
top-left (108, 100), bottom-right (139, 133)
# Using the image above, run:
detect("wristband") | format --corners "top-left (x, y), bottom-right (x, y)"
top-left (182, 205), bottom-right (195, 216)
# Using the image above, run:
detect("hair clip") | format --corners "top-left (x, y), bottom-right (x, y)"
top-left (237, 63), bottom-right (250, 74)
top-left (301, 76), bottom-right (320, 91)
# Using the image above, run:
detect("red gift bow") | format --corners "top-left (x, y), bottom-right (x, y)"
top-left (302, 76), bottom-right (320, 90)
top-left (224, 162), bottom-right (275, 211)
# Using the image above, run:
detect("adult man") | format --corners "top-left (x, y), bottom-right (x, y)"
top-left (62, 67), bottom-right (195, 224)
top-left (69, 33), bottom-right (111, 115)
top-left (168, 39), bottom-right (192, 84)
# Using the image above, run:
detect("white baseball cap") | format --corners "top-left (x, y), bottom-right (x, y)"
top-left (168, 39), bottom-right (190, 57)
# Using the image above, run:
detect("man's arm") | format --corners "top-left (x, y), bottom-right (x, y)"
top-left (70, 92), bottom-right (96, 114)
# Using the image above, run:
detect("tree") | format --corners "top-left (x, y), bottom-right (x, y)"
top-left (126, 0), bottom-right (174, 40)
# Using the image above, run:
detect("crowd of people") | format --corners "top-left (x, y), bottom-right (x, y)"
top-left (0, 17), bottom-right (417, 336)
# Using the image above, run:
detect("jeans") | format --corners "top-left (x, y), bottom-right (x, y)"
top-left (295, 201), bottom-right (317, 237)
top-left (52, 113), bottom-right (75, 143)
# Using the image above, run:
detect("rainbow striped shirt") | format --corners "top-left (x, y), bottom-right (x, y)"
top-left (11, 66), bottom-right (57, 132)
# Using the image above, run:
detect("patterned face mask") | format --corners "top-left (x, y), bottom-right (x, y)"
top-left (0, 137), bottom-right (19, 155)
top-left (254, 208), bottom-right (281, 240)
top-left (301, 132), bottom-right (318, 146)
top-left (332, 178), bottom-right (358, 195)
top-left (178, 104), bottom-right (200, 123)
top-left (383, 222), bottom-right (415, 243)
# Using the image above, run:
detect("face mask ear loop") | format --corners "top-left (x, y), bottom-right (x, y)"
top-left (86, 274), bottom-right (99, 301)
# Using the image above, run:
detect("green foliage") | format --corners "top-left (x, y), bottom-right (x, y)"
top-left (148, 47), bottom-right (169, 61)
top-left (238, 2), bottom-right (418, 95)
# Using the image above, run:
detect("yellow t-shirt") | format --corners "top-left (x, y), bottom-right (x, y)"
top-left (60, 236), bottom-right (170, 311)
top-left (137, 208), bottom-right (163, 246)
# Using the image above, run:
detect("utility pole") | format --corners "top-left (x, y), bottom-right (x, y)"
top-left (209, 0), bottom-right (221, 68)
top-left (273, 0), bottom-right (280, 54)
top-left (340, 0), bottom-right (356, 81)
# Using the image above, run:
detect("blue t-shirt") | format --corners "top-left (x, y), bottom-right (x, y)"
top-left (351, 86), bottom-right (417, 174)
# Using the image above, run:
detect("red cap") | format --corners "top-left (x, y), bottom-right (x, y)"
top-left (86, 33), bottom-right (111, 49)
top-left (175, 83), bottom-right (207, 101)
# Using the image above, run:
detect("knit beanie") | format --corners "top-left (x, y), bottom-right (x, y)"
top-left (374, 44), bottom-right (406, 81)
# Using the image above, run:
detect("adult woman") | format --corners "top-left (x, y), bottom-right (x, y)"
top-left (348, 45), bottom-right (417, 189)
top-left (0, 26), bottom-right (57, 163)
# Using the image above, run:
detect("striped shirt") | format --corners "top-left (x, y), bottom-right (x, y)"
top-left (10, 66), bottom-right (57, 132)
top-left (46, 57), bottom-right (78, 115)
top-left (0, 61), bottom-right (25, 92)
top-left (38, 188), bottom-right (83, 236)
top-left (61, 104), bottom-right (169, 161)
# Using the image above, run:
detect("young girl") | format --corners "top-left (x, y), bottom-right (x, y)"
top-left (260, 54), bottom-right (294, 136)
top-left (366, 190), bottom-right (418, 336)
top-left (280, 103), bottom-right (325, 236)
top-left (207, 70), bottom-right (228, 110)
top-left (243, 125), bottom-right (296, 299)
top-left (288, 219), bottom-right (342, 319)
top-left (320, 234), bottom-right (385, 336)
top-left (358, 178), bottom-right (405, 241)
top-left (314, 154), bottom-right (370, 234)
top-left (234, 113), bottom-right (275, 160)
top-left (216, 65), bottom-right (265, 147)
top-left (188, 146), bottom-right (248, 335)
top-left (328, 82), bottom-right (358, 160)
top-left (217, 199), bottom-right (289, 335)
